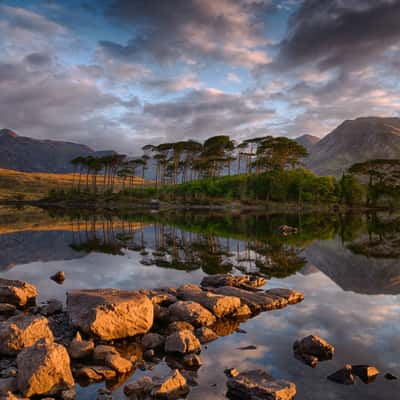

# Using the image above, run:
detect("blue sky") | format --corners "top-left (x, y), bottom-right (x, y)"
top-left (1, 0), bottom-right (400, 154)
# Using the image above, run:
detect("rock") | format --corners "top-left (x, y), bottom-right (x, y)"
top-left (68, 332), bottom-right (94, 360)
top-left (61, 388), bottom-right (76, 400)
top-left (327, 365), bottom-right (355, 385)
top-left (154, 304), bottom-right (170, 322)
top-left (166, 321), bottom-right (195, 335)
top-left (352, 365), bottom-right (379, 384)
top-left (183, 354), bottom-right (202, 369)
top-left (0, 315), bottom-right (54, 356)
top-left (0, 279), bottom-right (37, 308)
top-left (93, 345), bottom-right (119, 362)
top-left (168, 301), bottom-right (216, 327)
top-left (74, 366), bottom-right (116, 381)
top-left (232, 304), bottom-right (252, 319)
top-left (0, 377), bottom-right (17, 395)
top-left (104, 354), bottom-right (132, 374)
top-left (279, 225), bottom-right (298, 235)
top-left (265, 288), bottom-right (304, 304)
top-left (238, 345), bottom-right (257, 350)
top-left (209, 286), bottom-right (287, 313)
top-left (201, 274), bottom-right (266, 290)
top-left (141, 333), bottom-right (165, 350)
top-left (384, 372), bottom-right (397, 380)
top-left (16, 339), bottom-right (74, 397)
top-left (66, 289), bottom-right (154, 340)
top-left (0, 304), bottom-right (16, 317)
top-left (144, 349), bottom-right (155, 360)
top-left (50, 271), bottom-right (65, 284)
top-left (293, 335), bottom-right (334, 367)
top-left (0, 392), bottom-right (28, 400)
top-left (227, 370), bottom-right (296, 400)
top-left (224, 368), bottom-right (239, 378)
top-left (124, 376), bottom-right (154, 397)
top-left (37, 299), bottom-right (63, 316)
top-left (194, 327), bottom-right (218, 344)
top-left (211, 319), bottom-right (240, 337)
top-left (96, 388), bottom-right (112, 400)
top-left (150, 369), bottom-right (189, 399)
top-left (165, 329), bottom-right (201, 354)
top-left (177, 284), bottom-right (241, 318)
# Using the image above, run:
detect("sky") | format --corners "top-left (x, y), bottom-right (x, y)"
top-left (1, 0), bottom-right (400, 154)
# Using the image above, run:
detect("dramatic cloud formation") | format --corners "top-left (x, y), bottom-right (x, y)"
top-left (0, 0), bottom-right (399, 153)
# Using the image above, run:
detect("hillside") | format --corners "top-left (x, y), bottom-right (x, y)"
top-left (306, 117), bottom-right (400, 176)
top-left (0, 129), bottom-right (114, 173)
top-left (295, 134), bottom-right (320, 152)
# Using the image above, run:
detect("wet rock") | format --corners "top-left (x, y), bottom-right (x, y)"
top-left (93, 345), bottom-right (119, 362)
top-left (150, 369), bottom-right (189, 399)
top-left (226, 369), bottom-right (296, 400)
top-left (124, 376), bottom-right (154, 397)
top-left (327, 365), bottom-right (355, 385)
top-left (166, 321), bottom-right (195, 335)
top-left (177, 284), bottom-right (241, 318)
top-left (211, 319), bottom-right (240, 337)
top-left (37, 299), bottom-right (63, 316)
top-left (74, 366), bottom-right (116, 381)
top-left (168, 301), bottom-right (216, 327)
top-left (201, 274), bottom-right (266, 290)
top-left (104, 353), bottom-right (132, 374)
top-left (50, 271), bottom-right (65, 284)
top-left (0, 304), bottom-right (16, 317)
top-left (293, 335), bottom-right (334, 367)
top-left (352, 365), bottom-right (379, 384)
top-left (265, 288), bottom-right (304, 304)
top-left (183, 354), bottom-right (202, 369)
top-left (0, 315), bottom-right (54, 356)
top-left (224, 368), bottom-right (239, 378)
top-left (384, 372), bottom-right (397, 380)
top-left (141, 333), bottom-right (165, 350)
top-left (209, 286), bottom-right (287, 313)
top-left (0, 377), bottom-right (17, 395)
top-left (17, 339), bottom-right (74, 397)
top-left (68, 332), bottom-right (94, 360)
top-left (165, 329), bottom-right (201, 354)
top-left (194, 327), bottom-right (218, 344)
top-left (0, 278), bottom-right (37, 308)
top-left (66, 289), bottom-right (154, 340)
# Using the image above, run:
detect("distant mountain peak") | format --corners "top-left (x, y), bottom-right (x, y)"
top-left (295, 134), bottom-right (320, 152)
top-left (0, 129), bottom-right (18, 138)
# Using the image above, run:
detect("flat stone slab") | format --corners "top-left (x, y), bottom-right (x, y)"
top-left (201, 274), bottom-right (266, 290)
top-left (227, 369), bottom-right (296, 400)
top-left (265, 288), bottom-right (304, 304)
top-left (66, 289), bottom-right (153, 340)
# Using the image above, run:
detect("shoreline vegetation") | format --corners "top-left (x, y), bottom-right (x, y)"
top-left (0, 134), bottom-right (399, 210)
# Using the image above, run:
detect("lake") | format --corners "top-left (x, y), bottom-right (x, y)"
top-left (0, 206), bottom-right (399, 399)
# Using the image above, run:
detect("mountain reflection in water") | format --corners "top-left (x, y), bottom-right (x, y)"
top-left (0, 207), bottom-right (399, 400)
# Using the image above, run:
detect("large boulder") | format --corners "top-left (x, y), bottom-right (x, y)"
top-left (0, 279), bottom-right (37, 308)
top-left (165, 329), bottom-right (201, 354)
top-left (0, 315), bottom-right (54, 356)
top-left (227, 370), bottom-right (296, 400)
top-left (177, 284), bottom-right (241, 318)
top-left (16, 339), bottom-right (74, 397)
top-left (168, 301), bottom-right (216, 327)
top-left (66, 289), bottom-right (154, 340)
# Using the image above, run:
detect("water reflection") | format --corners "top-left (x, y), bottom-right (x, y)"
top-left (0, 207), bottom-right (399, 399)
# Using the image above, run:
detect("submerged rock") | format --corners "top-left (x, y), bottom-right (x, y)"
top-left (327, 365), bottom-right (355, 385)
top-left (151, 369), bottom-right (189, 400)
top-left (17, 339), bottom-right (74, 397)
top-left (68, 332), bottom-right (94, 360)
top-left (227, 369), bottom-right (296, 400)
top-left (177, 284), bottom-right (241, 318)
top-left (165, 329), bottom-right (201, 354)
top-left (168, 301), bottom-right (216, 327)
top-left (0, 315), bottom-right (54, 356)
top-left (66, 289), bottom-right (154, 340)
top-left (384, 372), bottom-right (397, 380)
top-left (293, 335), bottom-right (334, 367)
top-left (0, 278), bottom-right (37, 308)
top-left (352, 365), bottom-right (379, 384)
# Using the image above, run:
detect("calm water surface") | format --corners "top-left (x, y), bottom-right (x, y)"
top-left (0, 207), bottom-right (399, 399)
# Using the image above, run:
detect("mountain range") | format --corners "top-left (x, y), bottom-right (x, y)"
top-left (1, 116), bottom-right (400, 176)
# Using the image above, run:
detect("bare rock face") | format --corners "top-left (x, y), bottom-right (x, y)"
top-left (0, 279), bottom-right (37, 308)
top-left (165, 329), bottom-right (201, 354)
top-left (168, 301), bottom-right (216, 327)
top-left (293, 335), bottom-right (334, 367)
top-left (66, 289), bottom-right (154, 340)
top-left (16, 339), bottom-right (74, 397)
top-left (201, 274), bottom-right (266, 290)
top-left (265, 288), bottom-right (304, 304)
top-left (177, 284), bottom-right (241, 318)
top-left (141, 333), bottom-right (165, 350)
top-left (327, 365), bottom-right (355, 385)
top-left (0, 315), bottom-right (54, 356)
top-left (227, 370), bottom-right (296, 400)
top-left (151, 369), bottom-right (189, 399)
top-left (68, 332), bottom-right (94, 360)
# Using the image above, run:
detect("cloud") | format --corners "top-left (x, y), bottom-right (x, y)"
top-left (100, 0), bottom-right (273, 68)
top-left (227, 72), bottom-right (241, 83)
top-left (143, 73), bottom-right (203, 93)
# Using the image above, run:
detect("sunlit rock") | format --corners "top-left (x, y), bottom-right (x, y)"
top-left (0, 279), bottom-right (37, 308)
top-left (168, 301), bottom-right (216, 327)
top-left (165, 329), bottom-right (201, 354)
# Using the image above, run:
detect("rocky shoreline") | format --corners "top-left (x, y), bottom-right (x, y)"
top-left (0, 275), bottom-right (306, 399)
